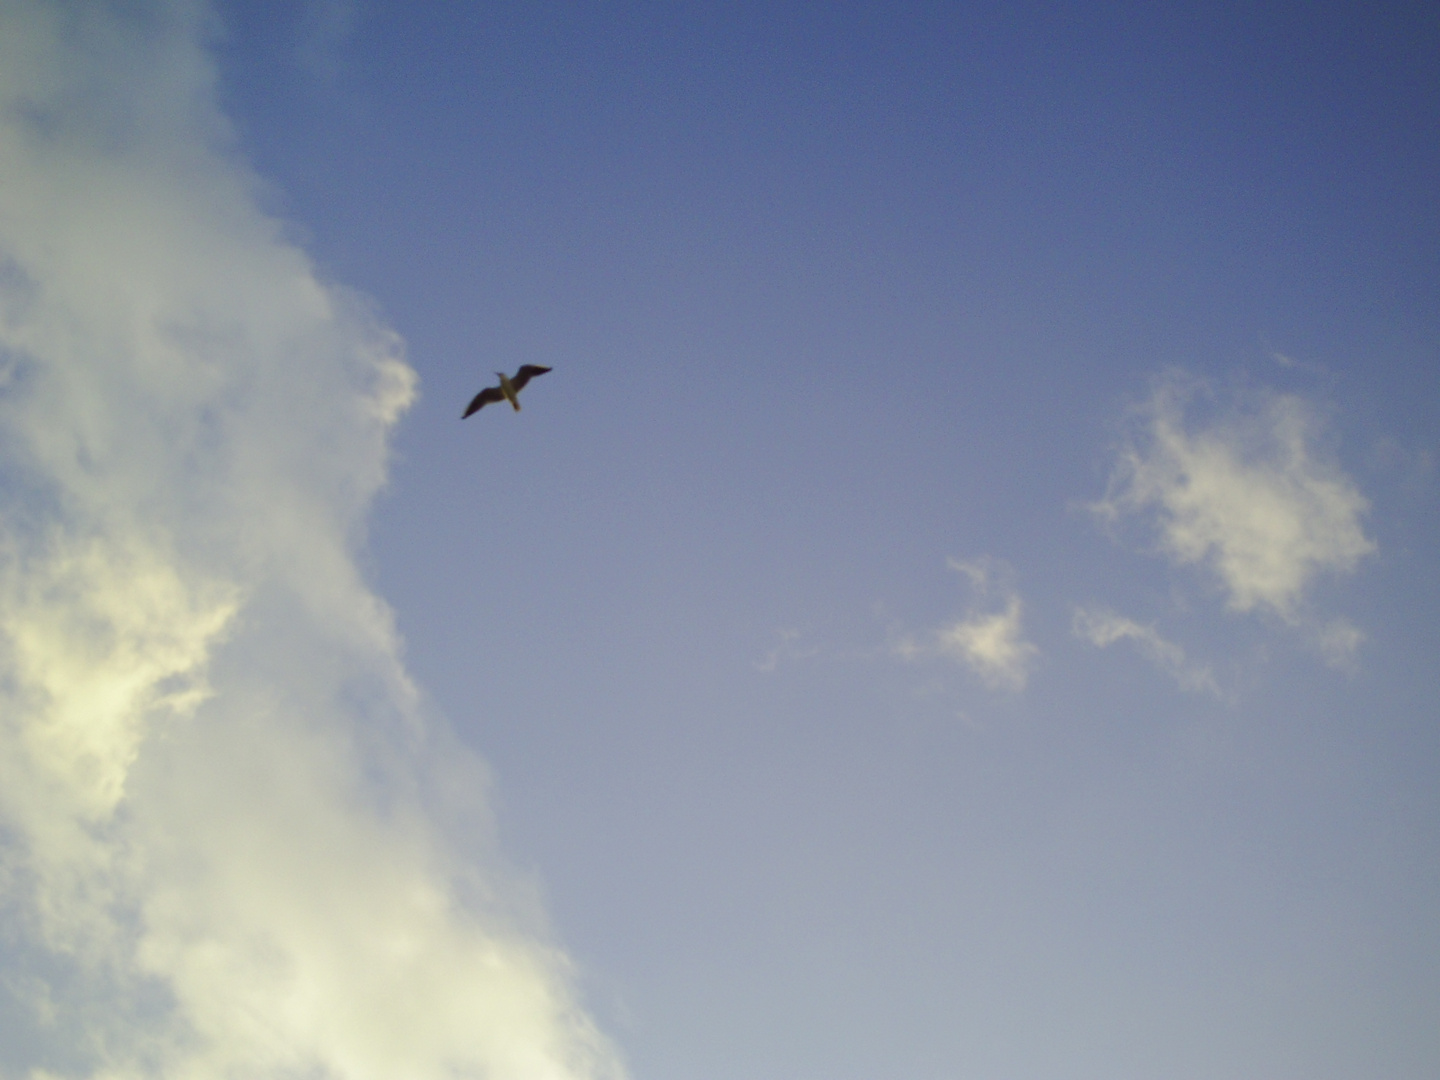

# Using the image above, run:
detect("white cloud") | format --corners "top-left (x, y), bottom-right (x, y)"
top-left (1094, 373), bottom-right (1375, 620)
top-left (0, 4), bottom-right (622, 1078)
top-left (896, 558), bottom-right (1038, 692)
top-left (936, 596), bottom-right (1035, 691)
top-left (1071, 607), bottom-right (1220, 696)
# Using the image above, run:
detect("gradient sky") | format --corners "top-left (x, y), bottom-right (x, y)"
top-left (1, 2), bottom-right (1438, 1078)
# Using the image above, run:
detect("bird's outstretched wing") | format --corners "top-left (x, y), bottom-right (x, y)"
top-left (462, 386), bottom-right (505, 418)
top-left (509, 364), bottom-right (553, 392)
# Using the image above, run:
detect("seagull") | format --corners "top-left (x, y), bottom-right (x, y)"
top-left (462, 365), bottom-right (553, 418)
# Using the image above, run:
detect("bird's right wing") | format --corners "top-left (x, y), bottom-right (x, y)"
top-left (462, 386), bottom-right (505, 418)
top-left (509, 364), bottom-right (553, 391)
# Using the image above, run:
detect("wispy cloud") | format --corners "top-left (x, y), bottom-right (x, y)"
top-left (1313, 617), bottom-right (1365, 672)
top-left (895, 558), bottom-right (1038, 692)
top-left (754, 627), bottom-right (819, 672)
top-left (1093, 373), bottom-right (1375, 622)
top-left (0, 4), bottom-right (621, 1077)
top-left (1072, 607), bottom-right (1221, 696)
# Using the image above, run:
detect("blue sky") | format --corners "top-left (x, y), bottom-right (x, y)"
top-left (1, 2), bottom-right (1437, 1078)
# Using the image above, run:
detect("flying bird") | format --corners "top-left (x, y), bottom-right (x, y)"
top-left (462, 365), bottom-right (552, 418)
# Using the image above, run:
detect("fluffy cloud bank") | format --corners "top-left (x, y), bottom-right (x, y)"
top-left (896, 558), bottom-right (1037, 692)
top-left (1094, 373), bottom-right (1374, 637)
top-left (0, 3), bottom-right (622, 1078)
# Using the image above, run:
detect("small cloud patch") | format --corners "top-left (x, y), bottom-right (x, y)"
top-left (754, 628), bottom-right (819, 672)
top-left (1093, 373), bottom-right (1374, 622)
top-left (1072, 607), bottom-right (1220, 696)
top-left (1313, 617), bottom-right (1364, 671)
top-left (896, 558), bottom-right (1038, 692)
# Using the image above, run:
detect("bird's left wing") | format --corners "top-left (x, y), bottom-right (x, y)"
top-left (462, 386), bottom-right (506, 418)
